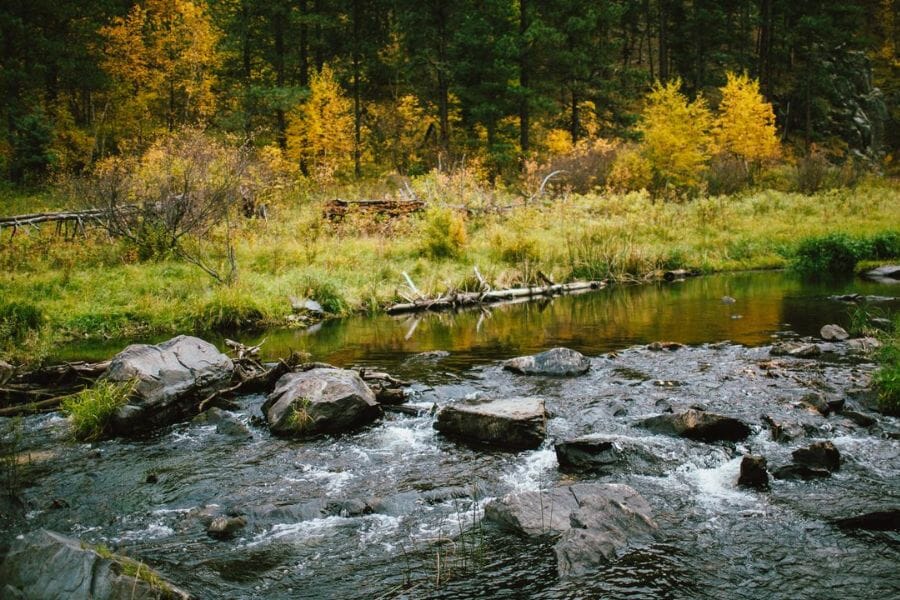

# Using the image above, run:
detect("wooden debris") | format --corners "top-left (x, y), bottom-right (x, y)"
top-left (324, 198), bottom-right (424, 222)
top-left (387, 279), bottom-right (606, 315)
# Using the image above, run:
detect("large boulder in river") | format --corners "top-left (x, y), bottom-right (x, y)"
top-left (262, 368), bottom-right (381, 437)
top-left (503, 347), bottom-right (590, 376)
top-left (0, 529), bottom-right (189, 599)
top-left (737, 455), bottom-right (769, 489)
top-left (484, 483), bottom-right (657, 577)
top-left (638, 409), bottom-right (751, 442)
top-left (792, 441), bottom-right (841, 472)
top-left (106, 335), bottom-right (234, 434)
top-left (434, 397), bottom-right (546, 450)
top-left (864, 265), bottom-right (900, 283)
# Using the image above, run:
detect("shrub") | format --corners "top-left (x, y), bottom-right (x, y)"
top-left (541, 138), bottom-right (618, 194)
top-left (873, 321), bottom-right (900, 416)
top-left (422, 206), bottom-right (467, 258)
top-left (868, 231), bottom-right (900, 259)
top-left (301, 276), bottom-right (348, 314)
top-left (705, 153), bottom-right (750, 196)
top-left (795, 149), bottom-right (831, 194)
top-left (607, 145), bottom-right (652, 193)
top-left (490, 229), bottom-right (541, 265)
top-left (0, 302), bottom-right (43, 340)
top-left (62, 379), bottom-right (136, 441)
top-left (192, 289), bottom-right (266, 331)
top-left (792, 233), bottom-right (869, 276)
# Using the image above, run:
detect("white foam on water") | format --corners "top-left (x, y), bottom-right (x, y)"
top-left (246, 515), bottom-right (352, 547)
top-left (357, 513), bottom-right (402, 549)
top-left (115, 522), bottom-right (175, 541)
top-left (679, 456), bottom-right (756, 510)
top-left (374, 424), bottom-right (436, 455)
top-left (288, 465), bottom-right (355, 495)
top-left (500, 448), bottom-right (558, 493)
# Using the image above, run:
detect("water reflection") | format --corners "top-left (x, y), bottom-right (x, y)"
top-left (55, 271), bottom-right (897, 369)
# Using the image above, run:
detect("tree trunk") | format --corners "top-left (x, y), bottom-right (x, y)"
top-left (274, 11), bottom-right (286, 150)
top-left (518, 0), bottom-right (530, 157)
top-left (352, 0), bottom-right (362, 178)
top-left (659, 0), bottom-right (669, 82)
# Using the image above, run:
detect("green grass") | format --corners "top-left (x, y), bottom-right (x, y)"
top-left (1, 180), bottom-right (899, 365)
top-left (91, 543), bottom-right (180, 597)
top-left (61, 379), bottom-right (136, 441)
top-left (873, 315), bottom-right (900, 416)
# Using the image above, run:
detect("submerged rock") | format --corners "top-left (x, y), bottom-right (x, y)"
top-left (554, 436), bottom-right (671, 476)
top-left (484, 483), bottom-right (657, 577)
top-left (503, 347), bottom-right (590, 376)
top-left (193, 407), bottom-right (252, 439)
top-left (434, 397), bottom-right (546, 450)
top-left (106, 335), bottom-right (234, 435)
top-left (773, 464), bottom-right (832, 480)
top-left (737, 455), bottom-right (769, 489)
top-left (842, 410), bottom-right (877, 427)
top-left (770, 342), bottom-right (822, 358)
top-left (207, 515), bottom-right (247, 540)
top-left (820, 324), bottom-right (849, 341)
top-left (834, 509), bottom-right (900, 531)
top-left (638, 409), bottom-right (751, 442)
top-left (262, 368), bottom-right (382, 437)
top-left (792, 441), bottom-right (841, 472)
top-left (0, 529), bottom-right (189, 599)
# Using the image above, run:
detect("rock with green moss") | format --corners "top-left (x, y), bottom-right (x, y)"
top-left (105, 335), bottom-right (234, 435)
top-left (262, 368), bottom-right (382, 436)
top-left (0, 529), bottom-right (190, 599)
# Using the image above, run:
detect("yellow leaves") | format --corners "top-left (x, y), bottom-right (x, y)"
top-left (545, 129), bottom-right (574, 155)
top-left (99, 0), bottom-right (221, 149)
top-left (716, 71), bottom-right (780, 164)
top-left (286, 65), bottom-right (355, 185)
top-left (369, 94), bottom-right (434, 173)
top-left (639, 79), bottom-right (714, 194)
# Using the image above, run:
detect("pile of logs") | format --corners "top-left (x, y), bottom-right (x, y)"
top-left (323, 198), bottom-right (424, 222)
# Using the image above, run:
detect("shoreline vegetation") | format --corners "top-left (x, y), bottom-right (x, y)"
top-left (1, 178), bottom-right (898, 366)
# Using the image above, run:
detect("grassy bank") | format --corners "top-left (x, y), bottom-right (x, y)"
top-left (1, 180), bottom-right (899, 364)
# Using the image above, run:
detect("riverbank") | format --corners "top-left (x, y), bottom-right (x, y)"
top-left (1, 181), bottom-right (899, 365)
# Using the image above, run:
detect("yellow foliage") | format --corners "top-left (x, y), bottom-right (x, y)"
top-left (286, 65), bottom-right (355, 185)
top-left (716, 72), bottom-right (780, 165)
top-left (638, 79), bottom-right (714, 195)
top-left (99, 0), bottom-right (220, 150)
top-left (607, 145), bottom-right (652, 192)
top-left (545, 129), bottom-right (574, 155)
top-left (370, 94), bottom-right (434, 173)
top-left (422, 206), bottom-right (467, 258)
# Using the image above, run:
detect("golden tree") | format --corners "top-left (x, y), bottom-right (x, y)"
top-left (716, 71), bottom-right (780, 170)
top-left (638, 79), bottom-right (713, 196)
top-left (99, 0), bottom-right (220, 151)
top-left (286, 65), bottom-right (355, 184)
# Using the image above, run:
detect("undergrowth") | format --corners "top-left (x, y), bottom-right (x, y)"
top-left (61, 379), bottom-right (136, 441)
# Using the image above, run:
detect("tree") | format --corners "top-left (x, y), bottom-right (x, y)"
top-left (639, 78), bottom-right (713, 195)
top-left (99, 0), bottom-right (221, 151)
top-left (285, 65), bottom-right (354, 183)
top-left (716, 71), bottom-right (780, 171)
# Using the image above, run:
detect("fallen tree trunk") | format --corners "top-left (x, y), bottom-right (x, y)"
top-left (0, 206), bottom-right (139, 240)
top-left (386, 280), bottom-right (606, 315)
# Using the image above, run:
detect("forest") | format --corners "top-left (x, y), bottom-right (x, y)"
top-left (1, 0), bottom-right (897, 185)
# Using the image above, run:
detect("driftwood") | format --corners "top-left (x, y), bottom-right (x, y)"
top-left (0, 206), bottom-right (138, 241)
top-left (1, 360), bottom-right (111, 411)
top-left (387, 274), bottom-right (606, 315)
top-left (324, 198), bottom-right (424, 222)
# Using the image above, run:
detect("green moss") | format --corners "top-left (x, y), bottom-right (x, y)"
top-left (61, 379), bottom-right (136, 441)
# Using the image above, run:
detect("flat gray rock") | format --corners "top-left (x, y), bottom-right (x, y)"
top-left (484, 483), bottom-right (657, 577)
top-left (503, 347), bottom-right (590, 376)
top-left (106, 335), bottom-right (234, 435)
top-left (434, 397), bottom-right (546, 449)
top-left (820, 324), bottom-right (849, 341)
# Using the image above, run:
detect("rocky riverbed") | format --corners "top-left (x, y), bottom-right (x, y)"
top-left (1, 323), bottom-right (898, 598)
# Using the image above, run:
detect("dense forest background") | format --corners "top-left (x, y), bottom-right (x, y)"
top-left (1, 0), bottom-right (897, 187)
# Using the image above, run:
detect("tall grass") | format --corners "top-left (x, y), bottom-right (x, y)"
top-left (1, 180), bottom-right (899, 364)
top-left (61, 379), bottom-right (136, 441)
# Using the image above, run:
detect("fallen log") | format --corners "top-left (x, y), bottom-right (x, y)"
top-left (386, 280), bottom-right (606, 315)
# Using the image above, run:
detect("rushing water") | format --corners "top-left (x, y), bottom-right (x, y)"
top-left (4, 271), bottom-right (899, 599)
